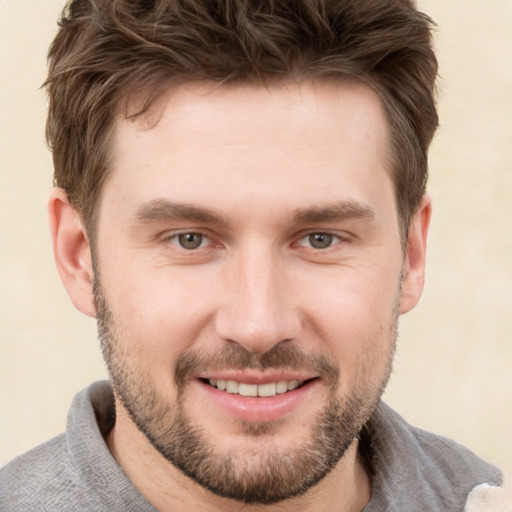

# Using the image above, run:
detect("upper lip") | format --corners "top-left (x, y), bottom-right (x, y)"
top-left (197, 370), bottom-right (318, 385)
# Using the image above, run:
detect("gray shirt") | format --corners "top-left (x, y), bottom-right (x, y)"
top-left (0, 381), bottom-right (502, 511)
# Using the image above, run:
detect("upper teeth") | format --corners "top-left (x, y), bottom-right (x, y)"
top-left (208, 379), bottom-right (302, 397)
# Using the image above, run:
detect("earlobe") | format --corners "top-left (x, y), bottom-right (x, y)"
top-left (48, 188), bottom-right (96, 318)
top-left (399, 196), bottom-right (432, 314)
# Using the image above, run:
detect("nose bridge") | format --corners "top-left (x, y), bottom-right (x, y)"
top-left (215, 242), bottom-right (300, 353)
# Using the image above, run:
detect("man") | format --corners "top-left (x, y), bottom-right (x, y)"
top-left (0, 0), bottom-right (504, 510)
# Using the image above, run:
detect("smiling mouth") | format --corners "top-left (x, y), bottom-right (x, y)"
top-left (201, 378), bottom-right (315, 397)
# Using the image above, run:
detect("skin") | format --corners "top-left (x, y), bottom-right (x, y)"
top-left (48, 81), bottom-right (431, 512)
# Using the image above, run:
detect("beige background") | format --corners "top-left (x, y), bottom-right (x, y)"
top-left (1, 0), bottom-right (511, 469)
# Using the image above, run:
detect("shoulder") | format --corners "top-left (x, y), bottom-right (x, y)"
top-left (405, 414), bottom-right (502, 489)
top-left (364, 403), bottom-right (503, 511)
top-left (410, 421), bottom-right (501, 482)
top-left (0, 433), bottom-right (84, 511)
top-left (1, 381), bottom-right (155, 512)
top-left (0, 381), bottom-right (112, 511)
top-left (406, 421), bottom-right (503, 510)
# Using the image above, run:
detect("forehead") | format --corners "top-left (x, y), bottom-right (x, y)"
top-left (121, 80), bottom-right (390, 157)
top-left (103, 80), bottom-right (394, 224)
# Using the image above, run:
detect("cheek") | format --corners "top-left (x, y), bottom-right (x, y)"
top-left (102, 264), bottom-right (218, 374)
top-left (99, 241), bottom-right (401, 381)
top-left (296, 266), bottom-right (399, 379)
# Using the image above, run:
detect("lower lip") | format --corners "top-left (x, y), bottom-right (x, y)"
top-left (196, 379), bottom-right (319, 423)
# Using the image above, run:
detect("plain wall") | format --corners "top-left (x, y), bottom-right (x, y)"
top-left (1, 0), bottom-right (511, 469)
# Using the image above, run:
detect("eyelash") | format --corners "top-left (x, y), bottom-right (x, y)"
top-left (164, 231), bottom-right (213, 250)
top-left (295, 232), bottom-right (342, 250)
top-left (162, 230), bottom-right (346, 252)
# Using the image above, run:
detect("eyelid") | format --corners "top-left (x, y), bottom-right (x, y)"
top-left (157, 228), bottom-right (351, 250)
top-left (296, 232), bottom-right (340, 249)
top-left (160, 229), bottom-right (214, 247)
top-left (293, 229), bottom-right (351, 247)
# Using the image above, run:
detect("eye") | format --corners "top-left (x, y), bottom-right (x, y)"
top-left (171, 232), bottom-right (209, 250)
top-left (297, 232), bottom-right (340, 249)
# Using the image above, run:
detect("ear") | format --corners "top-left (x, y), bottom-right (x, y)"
top-left (48, 188), bottom-right (96, 318)
top-left (399, 195), bottom-right (432, 314)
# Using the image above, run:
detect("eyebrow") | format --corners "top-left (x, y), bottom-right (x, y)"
top-left (135, 199), bottom-right (229, 225)
top-left (293, 201), bottom-right (375, 224)
top-left (135, 198), bottom-right (375, 227)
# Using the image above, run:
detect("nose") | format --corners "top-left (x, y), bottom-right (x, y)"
top-left (214, 246), bottom-right (302, 354)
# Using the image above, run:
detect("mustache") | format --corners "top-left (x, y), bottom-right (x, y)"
top-left (174, 343), bottom-right (339, 391)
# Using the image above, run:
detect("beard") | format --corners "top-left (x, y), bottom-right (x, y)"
top-left (93, 276), bottom-right (397, 505)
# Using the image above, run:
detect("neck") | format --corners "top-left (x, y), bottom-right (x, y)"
top-left (107, 402), bottom-right (371, 512)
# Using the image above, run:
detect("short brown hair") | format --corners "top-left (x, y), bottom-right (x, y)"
top-left (45, 0), bottom-right (438, 240)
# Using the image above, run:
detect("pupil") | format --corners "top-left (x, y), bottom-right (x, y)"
top-left (179, 233), bottom-right (202, 249)
top-left (310, 233), bottom-right (332, 249)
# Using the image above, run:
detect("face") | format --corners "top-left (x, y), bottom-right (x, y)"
top-left (93, 81), bottom-right (408, 503)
